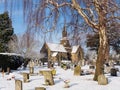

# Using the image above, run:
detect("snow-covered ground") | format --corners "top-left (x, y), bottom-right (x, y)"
top-left (0, 65), bottom-right (120, 90)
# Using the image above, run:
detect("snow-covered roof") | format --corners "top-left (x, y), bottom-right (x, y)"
top-left (0, 53), bottom-right (23, 56)
top-left (52, 52), bottom-right (58, 57)
top-left (46, 43), bottom-right (67, 52)
top-left (71, 45), bottom-right (79, 53)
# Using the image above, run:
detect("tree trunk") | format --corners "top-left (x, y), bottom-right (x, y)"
top-left (93, 26), bottom-right (109, 81)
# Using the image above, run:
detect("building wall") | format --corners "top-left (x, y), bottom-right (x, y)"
top-left (71, 47), bottom-right (84, 65)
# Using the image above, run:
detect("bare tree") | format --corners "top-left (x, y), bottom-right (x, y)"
top-left (4, 0), bottom-right (120, 81)
top-left (8, 30), bottom-right (40, 59)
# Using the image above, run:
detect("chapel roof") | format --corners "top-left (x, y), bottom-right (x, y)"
top-left (46, 43), bottom-right (67, 53)
top-left (71, 45), bottom-right (80, 53)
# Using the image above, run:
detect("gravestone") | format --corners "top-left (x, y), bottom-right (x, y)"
top-left (98, 74), bottom-right (108, 85)
top-left (29, 60), bottom-right (34, 74)
top-left (51, 68), bottom-right (56, 76)
top-left (111, 68), bottom-right (117, 76)
top-left (35, 87), bottom-right (46, 90)
top-left (48, 61), bottom-right (52, 68)
top-left (29, 67), bottom-right (34, 74)
top-left (74, 65), bottom-right (81, 76)
top-left (15, 80), bottom-right (22, 90)
top-left (6, 67), bottom-right (10, 75)
top-left (2, 70), bottom-right (4, 77)
top-left (104, 66), bottom-right (111, 74)
top-left (42, 70), bottom-right (54, 85)
top-left (22, 73), bottom-right (29, 83)
top-left (89, 65), bottom-right (95, 69)
top-left (39, 71), bottom-right (43, 75)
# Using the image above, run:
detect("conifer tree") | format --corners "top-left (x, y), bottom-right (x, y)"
top-left (0, 12), bottom-right (14, 52)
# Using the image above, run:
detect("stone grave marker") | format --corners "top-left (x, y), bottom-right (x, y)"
top-left (104, 66), bottom-right (111, 74)
top-left (74, 65), bottom-right (81, 76)
top-left (15, 79), bottom-right (22, 90)
top-left (98, 74), bottom-right (108, 85)
top-left (35, 87), bottom-right (46, 90)
top-left (29, 60), bottom-right (34, 74)
top-left (2, 70), bottom-right (4, 77)
top-left (51, 68), bottom-right (56, 76)
top-left (29, 67), bottom-right (34, 74)
top-left (48, 61), bottom-right (52, 68)
top-left (39, 70), bottom-right (43, 75)
top-left (89, 65), bottom-right (95, 69)
top-left (42, 70), bottom-right (54, 85)
top-left (22, 73), bottom-right (29, 83)
top-left (6, 67), bottom-right (10, 75)
top-left (111, 68), bottom-right (117, 76)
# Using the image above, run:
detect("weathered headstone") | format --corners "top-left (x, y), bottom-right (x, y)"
top-left (111, 68), bottom-right (117, 76)
top-left (2, 70), bottom-right (4, 77)
top-left (98, 74), bottom-right (108, 85)
top-left (43, 70), bottom-right (54, 85)
top-left (29, 67), bottom-right (34, 74)
top-left (35, 87), bottom-right (46, 90)
top-left (48, 61), bottom-right (52, 68)
top-left (22, 73), bottom-right (29, 83)
top-left (74, 65), bottom-right (81, 76)
top-left (15, 80), bottom-right (22, 90)
top-left (104, 67), bottom-right (111, 74)
top-left (89, 65), bottom-right (95, 69)
top-left (29, 60), bottom-right (34, 74)
top-left (51, 68), bottom-right (56, 76)
top-left (29, 60), bottom-right (35, 67)
top-left (6, 67), bottom-right (10, 75)
top-left (39, 71), bottom-right (43, 75)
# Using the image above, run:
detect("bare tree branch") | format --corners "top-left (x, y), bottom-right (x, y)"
top-left (71, 0), bottom-right (99, 29)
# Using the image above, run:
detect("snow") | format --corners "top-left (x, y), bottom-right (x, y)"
top-left (71, 45), bottom-right (79, 53)
top-left (52, 52), bottom-right (58, 57)
top-left (47, 43), bottom-right (67, 52)
top-left (0, 53), bottom-right (22, 56)
top-left (1, 66), bottom-right (120, 90)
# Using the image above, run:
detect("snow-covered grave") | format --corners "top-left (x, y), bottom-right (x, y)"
top-left (0, 65), bottom-right (120, 90)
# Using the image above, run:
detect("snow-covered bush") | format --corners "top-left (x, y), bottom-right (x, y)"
top-left (0, 53), bottom-right (24, 71)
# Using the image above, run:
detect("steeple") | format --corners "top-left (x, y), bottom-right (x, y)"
top-left (60, 25), bottom-right (71, 52)
top-left (62, 25), bottom-right (67, 38)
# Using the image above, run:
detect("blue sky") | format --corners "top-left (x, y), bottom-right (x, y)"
top-left (0, 1), bottom-right (26, 34)
top-left (0, 1), bottom-right (61, 43)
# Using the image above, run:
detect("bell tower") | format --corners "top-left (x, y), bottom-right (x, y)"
top-left (62, 26), bottom-right (67, 37)
top-left (60, 25), bottom-right (71, 51)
